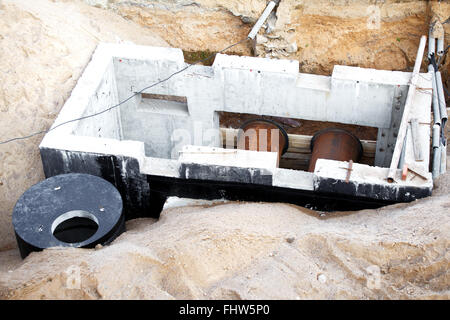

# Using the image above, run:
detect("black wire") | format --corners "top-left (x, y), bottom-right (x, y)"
top-left (430, 52), bottom-right (439, 72)
top-left (430, 47), bottom-right (450, 98)
top-left (440, 46), bottom-right (450, 97)
top-left (437, 45), bottom-right (450, 69)
top-left (444, 84), bottom-right (450, 98)
top-left (0, 38), bottom-right (249, 146)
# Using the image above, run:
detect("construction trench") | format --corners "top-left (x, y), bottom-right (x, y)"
top-left (0, 0), bottom-right (449, 299)
top-left (9, 1), bottom-right (445, 258)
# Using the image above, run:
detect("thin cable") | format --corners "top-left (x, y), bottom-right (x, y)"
top-left (437, 45), bottom-right (450, 69)
top-left (430, 50), bottom-right (450, 99)
top-left (0, 38), bottom-right (249, 146)
top-left (444, 84), bottom-right (450, 98)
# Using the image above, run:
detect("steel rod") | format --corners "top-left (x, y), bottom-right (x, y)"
top-left (428, 36), bottom-right (436, 58)
top-left (440, 143), bottom-right (447, 175)
top-left (435, 71), bottom-right (448, 125)
top-left (428, 64), bottom-right (441, 125)
top-left (432, 146), bottom-right (442, 179)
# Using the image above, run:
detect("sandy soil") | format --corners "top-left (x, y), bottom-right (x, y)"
top-left (0, 0), bottom-right (448, 300)
top-left (0, 177), bottom-right (448, 299)
top-left (0, 0), bottom-right (168, 250)
top-left (96, 0), bottom-right (450, 80)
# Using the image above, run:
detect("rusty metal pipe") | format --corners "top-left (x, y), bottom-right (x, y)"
top-left (237, 118), bottom-right (289, 166)
top-left (308, 128), bottom-right (363, 172)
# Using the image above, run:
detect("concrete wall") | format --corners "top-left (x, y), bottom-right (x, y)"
top-left (39, 42), bottom-right (433, 215)
top-left (111, 43), bottom-right (414, 161)
top-left (75, 60), bottom-right (121, 139)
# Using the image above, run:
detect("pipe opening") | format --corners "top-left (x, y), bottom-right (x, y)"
top-left (52, 210), bottom-right (99, 244)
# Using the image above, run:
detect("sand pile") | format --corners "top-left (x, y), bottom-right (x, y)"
top-left (0, 0), bottom-right (167, 250)
top-left (0, 177), bottom-right (449, 299)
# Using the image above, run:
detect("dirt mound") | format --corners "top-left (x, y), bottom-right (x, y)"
top-left (0, 185), bottom-right (449, 299)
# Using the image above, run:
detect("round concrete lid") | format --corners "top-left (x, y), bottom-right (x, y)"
top-left (13, 173), bottom-right (123, 253)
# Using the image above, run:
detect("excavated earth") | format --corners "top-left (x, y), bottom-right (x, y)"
top-left (0, 0), bottom-right (449, 299)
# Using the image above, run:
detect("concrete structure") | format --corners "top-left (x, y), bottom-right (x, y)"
top-left (40, 43), bottom-right (433, 218)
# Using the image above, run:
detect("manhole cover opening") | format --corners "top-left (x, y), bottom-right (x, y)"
top-left (52, 210), bottom-right (99, 244)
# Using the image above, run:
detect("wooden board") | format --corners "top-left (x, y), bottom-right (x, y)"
top-left (220, 127), bottom-right (376, 171)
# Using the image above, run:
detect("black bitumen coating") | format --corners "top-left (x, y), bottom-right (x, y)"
top-left (40, 148), bottom-right (152, 220)
top-left (314, 177), bottom-right (431, 202)
top-left (179, 163), bottom-right (273, 185)
top-left (39, 148), bottom-right (432, 224)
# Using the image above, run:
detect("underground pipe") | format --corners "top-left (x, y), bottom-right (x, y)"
top-left (437, 37), bottom-right (444, 56)
top-left (432, 146), bottom-right (442, 179)
top-left (237, 118), bottom-right (289, 166)
top-left (435, 71), bottom-right (448, 126)
top-left (431, 124), bottom-right (441, 179)
top-left (428, 37), bottom-right (436, 58)
top-left (308, 128), bottom-right (363, 173)
top-left (428, 65), bottom-right (441, 125)
top-left (432, 124), bottom-right (440, 149)
top-left (440, 143), bottom-right (447, 175)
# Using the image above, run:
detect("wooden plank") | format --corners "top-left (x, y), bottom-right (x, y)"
top-left (403, 71), bottom-right (433, 176)
top-left (410, 118), bottom-right (424, 161)
top-left (387, 35), bottom-right (427, 182)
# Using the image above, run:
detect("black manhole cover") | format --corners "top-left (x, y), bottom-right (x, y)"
top-left (13, 173), bottom-right (125, 258)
